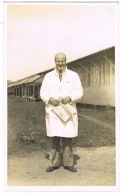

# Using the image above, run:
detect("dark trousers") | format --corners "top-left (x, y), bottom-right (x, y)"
top-left (49, 137), bottom-right (74, 167)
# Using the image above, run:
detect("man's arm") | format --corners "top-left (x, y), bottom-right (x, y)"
top-left (40, 75), bottom-right (51, 104)
top-left (40, 75), bottom-right (60, 106)
top-left (69, 73), bottom-right (83, 103)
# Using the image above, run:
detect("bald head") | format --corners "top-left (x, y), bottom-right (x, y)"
top-left (54, 53), bottom-right (66, 62)
top-left (54, 53), bottom-right (67, 73)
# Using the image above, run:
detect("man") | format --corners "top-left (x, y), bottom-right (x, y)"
top-left (40, 53), bottom-right (83, 172)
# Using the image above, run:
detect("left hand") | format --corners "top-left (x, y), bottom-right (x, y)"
top-left (61, 96), bottom-right (71, 104)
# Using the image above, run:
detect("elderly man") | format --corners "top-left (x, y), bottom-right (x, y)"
top-left (40, 53), bottom-right (83, 172)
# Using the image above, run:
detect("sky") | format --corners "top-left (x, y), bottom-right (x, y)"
top-left (5, 2), bottom-right (118, 81)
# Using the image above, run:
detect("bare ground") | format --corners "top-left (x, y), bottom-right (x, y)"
top-left (7, 101), bottom-right (116, 187)
top-left (8, 145), bottom-right (116, 186)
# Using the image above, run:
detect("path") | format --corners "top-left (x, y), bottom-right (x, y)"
top-left (78, 113), bottom-right (115, 130)
top-left (8, 146), bottom-right (116, 187)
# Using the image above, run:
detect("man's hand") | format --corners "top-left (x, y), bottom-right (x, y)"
top-left (61, 96), bottom-right (71, 104)
top-left (49, 97), bottom-right (60, 107)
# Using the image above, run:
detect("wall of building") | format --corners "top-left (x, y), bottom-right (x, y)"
top-left (78, 85), bottom-right (115, 106)
top-left (69, 49), bottom-right (115, 107)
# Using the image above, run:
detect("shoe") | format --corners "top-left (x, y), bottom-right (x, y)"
top-left (46, 166), bottom-right (54, 172)
top-left (53, 166), bottom-right (60, 170)
top-left (64, 166), bottom-right (77, 172)
top-left (46, 166), bottom-right (60, 172)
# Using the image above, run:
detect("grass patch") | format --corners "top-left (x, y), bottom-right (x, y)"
top-left (77, 103), bottom-right (115, 126)
top-left (7, 100), bottom-right (115, 155)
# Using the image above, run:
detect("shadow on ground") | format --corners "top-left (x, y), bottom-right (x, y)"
top-left (45, 153), bottom-right (80, 167)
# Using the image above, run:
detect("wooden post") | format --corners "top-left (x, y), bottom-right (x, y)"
top-left (38, 85), bottom-right (40, 99)
top-left (14, 87), bottom-right (16, 98)
top-left (19, 87), bottom-right (20, 97)
top-left (100, 61), bottom-right (102, 85)
top-left (16, 87), bottom-right (18, 98)
top-left (19, 86), bottom-right (21, 98)
top-left (105, 60), bottom-right (106, 84)
top-left (22, 85), bottom-right (23, 99)
top-left (33, 83), bottom-right (35, 102)
top-left (27, 83), bottom-right (29, 102)
top-left (16, 87), bottom-right (17, 98)
top-left (110, 62), bottom-right (114, 84)
top-left (90, 66), bottom-right (92, 86)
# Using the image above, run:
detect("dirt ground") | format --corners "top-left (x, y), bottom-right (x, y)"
top-left (8, 145), bottom-right (116, 187)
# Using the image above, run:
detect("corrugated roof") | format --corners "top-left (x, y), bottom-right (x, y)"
top-left (24, 75), bottom-right (41, 83)
top-left (8, 74), bottom-right (42, 87)
top-left (8, 80), bottom-right (21, 88)
top-left (14, 77), bottom-right (32, 86)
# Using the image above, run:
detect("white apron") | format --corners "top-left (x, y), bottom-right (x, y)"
top-left (40, 69), bottom-right (83, 137)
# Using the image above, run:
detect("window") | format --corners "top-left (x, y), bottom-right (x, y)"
top-left (101, 59), bottom-right (114, 85)
top-left (91, 65), bottom-right (101, 86)
top-left (105, 61), bottom-right (110, 84)
top-left (74, 65), bottom-right (90, 87)
top-left (90, 58), bottom-right (114, 86)
top-left (101, 61), bottom-right (105, 85)
top-left (71, 56), bottom-right (115, 87)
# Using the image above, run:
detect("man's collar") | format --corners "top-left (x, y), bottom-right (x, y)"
top-left (54, 67), bottom-right (67, 76)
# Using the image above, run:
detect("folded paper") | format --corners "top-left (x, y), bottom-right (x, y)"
top-left (52, 103), bottom-right (75, 122)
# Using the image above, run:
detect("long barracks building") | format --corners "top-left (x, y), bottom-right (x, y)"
top-left (8, 46), bottom-right (115, 107)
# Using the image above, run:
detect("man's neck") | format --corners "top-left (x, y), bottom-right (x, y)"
top-left (55, 67), bottom-right (67, 75)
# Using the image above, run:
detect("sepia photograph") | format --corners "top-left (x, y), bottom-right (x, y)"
top-left (3, 0), bottom-right (119, 192)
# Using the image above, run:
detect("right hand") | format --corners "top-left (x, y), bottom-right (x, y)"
top-left (49, 97), bottom-right (60, 107)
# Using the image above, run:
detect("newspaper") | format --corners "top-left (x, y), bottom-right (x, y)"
top-left (52, 103), bottom-right (75, 122)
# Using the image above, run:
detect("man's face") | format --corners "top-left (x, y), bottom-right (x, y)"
top-left (55, 54), bottom-right (66, 73)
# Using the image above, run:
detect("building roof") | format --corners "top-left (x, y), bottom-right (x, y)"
top-left (67, 46), bottom-right (115, 66)
top-left (8, 74), bottom-right (42, 88)
top-left (8, 46), bottom-right (115, 88)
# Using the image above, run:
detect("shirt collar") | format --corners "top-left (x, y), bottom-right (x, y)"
top-left (54, 67), bottom-right (67, 77)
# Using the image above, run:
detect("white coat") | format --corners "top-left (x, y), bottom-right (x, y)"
top-left (40, 68), bottom-right (83, 137)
